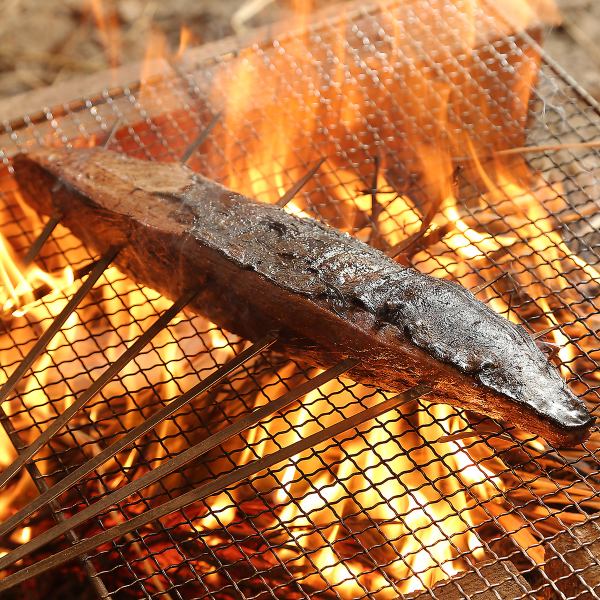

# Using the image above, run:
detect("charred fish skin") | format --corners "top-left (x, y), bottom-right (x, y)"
top-left (12, 148), bottom-right (594, 446)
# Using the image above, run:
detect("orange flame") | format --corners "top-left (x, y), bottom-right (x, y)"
top-left (5, 0), bottom-right (599, 597)
top-left (198, 0), bottom-right (585, 594)
top-left (0, 233), bottom-right (73, 318)
top-left (89, 0), bottom-right (121, 70)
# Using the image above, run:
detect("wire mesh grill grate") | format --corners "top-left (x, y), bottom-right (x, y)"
top-left (0, 1), bottom-right (599, 599)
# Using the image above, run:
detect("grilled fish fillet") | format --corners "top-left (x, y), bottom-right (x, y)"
top-left (12, 148), bottom-right (594, 446)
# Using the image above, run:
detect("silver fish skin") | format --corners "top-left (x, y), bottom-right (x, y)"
top-left (12, 148), bottom-right (594, 446)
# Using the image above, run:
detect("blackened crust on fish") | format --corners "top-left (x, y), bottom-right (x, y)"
top-left (12, 148), bottom-right (594, 447)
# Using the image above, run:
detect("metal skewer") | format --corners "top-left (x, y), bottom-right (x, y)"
top-left (0, 382), bottom-right (429, 591)
top-left (19, 119), bottom-right (121, 268)
top-left (100, 118), bottom-right (122, 149)
top-left (21, 215), bottom-right (62, 266)
top-left (533, 326), bottom-right (558, 340)
top-left (0, 404), bottom-right (112, 599)
top-left (471, 273), bottom-right (508, 296)
top-left (0, 138), bottom-right (365, 591)
top-left (0, 247), bottom-right (119, 409)
top-left (276, 158), bottom-right (326, 208)
top-left (0, 359), bottom-right (358, 569)
top-left (1, 256), bottom-right (106, 315)
top-left (0, 289), bottom-right (198, 491)
top-left (180, 112), bottom-right (222, 165)
top-left (0, 117), bottom-right (229, 487)
top-left (1, 125), bottom-right (123, 598)
top-left (0, 334), bottom-right (277, 538)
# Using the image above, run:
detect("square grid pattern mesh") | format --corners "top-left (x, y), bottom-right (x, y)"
top-left (0, 1), bottom-right (599, 599)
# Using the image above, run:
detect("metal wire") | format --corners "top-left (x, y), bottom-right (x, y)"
top-left (0, 382), bottom-right (428, 594)
top-left (0, 0), bottom-right (599, 598)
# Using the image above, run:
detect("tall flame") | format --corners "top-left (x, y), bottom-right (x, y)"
top-left (89, 0), bottom-right (121, 70)
top-left (196, 0), bottom-right (597, 594)
top-left (4, 0), bottom-right (600, 597)
top-left (0, 223), bottom-right (73, 318)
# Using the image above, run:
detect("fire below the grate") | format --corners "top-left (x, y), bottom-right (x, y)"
top-left (0, 0), bottom-right (599, 598)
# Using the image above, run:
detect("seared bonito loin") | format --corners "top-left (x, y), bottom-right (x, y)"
top-left (12, 148), bottom-right (594, 446)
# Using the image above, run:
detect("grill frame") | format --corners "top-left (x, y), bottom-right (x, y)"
top-left (0, 1), bottom-right (599, 599)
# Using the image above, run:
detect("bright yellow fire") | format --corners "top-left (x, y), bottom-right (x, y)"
top-left (0, 234), bottom-right (73, 318)
top-left (194, 0), bottom-right (596, 594)
top-left (3, 0), bottom-right (599, 597)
